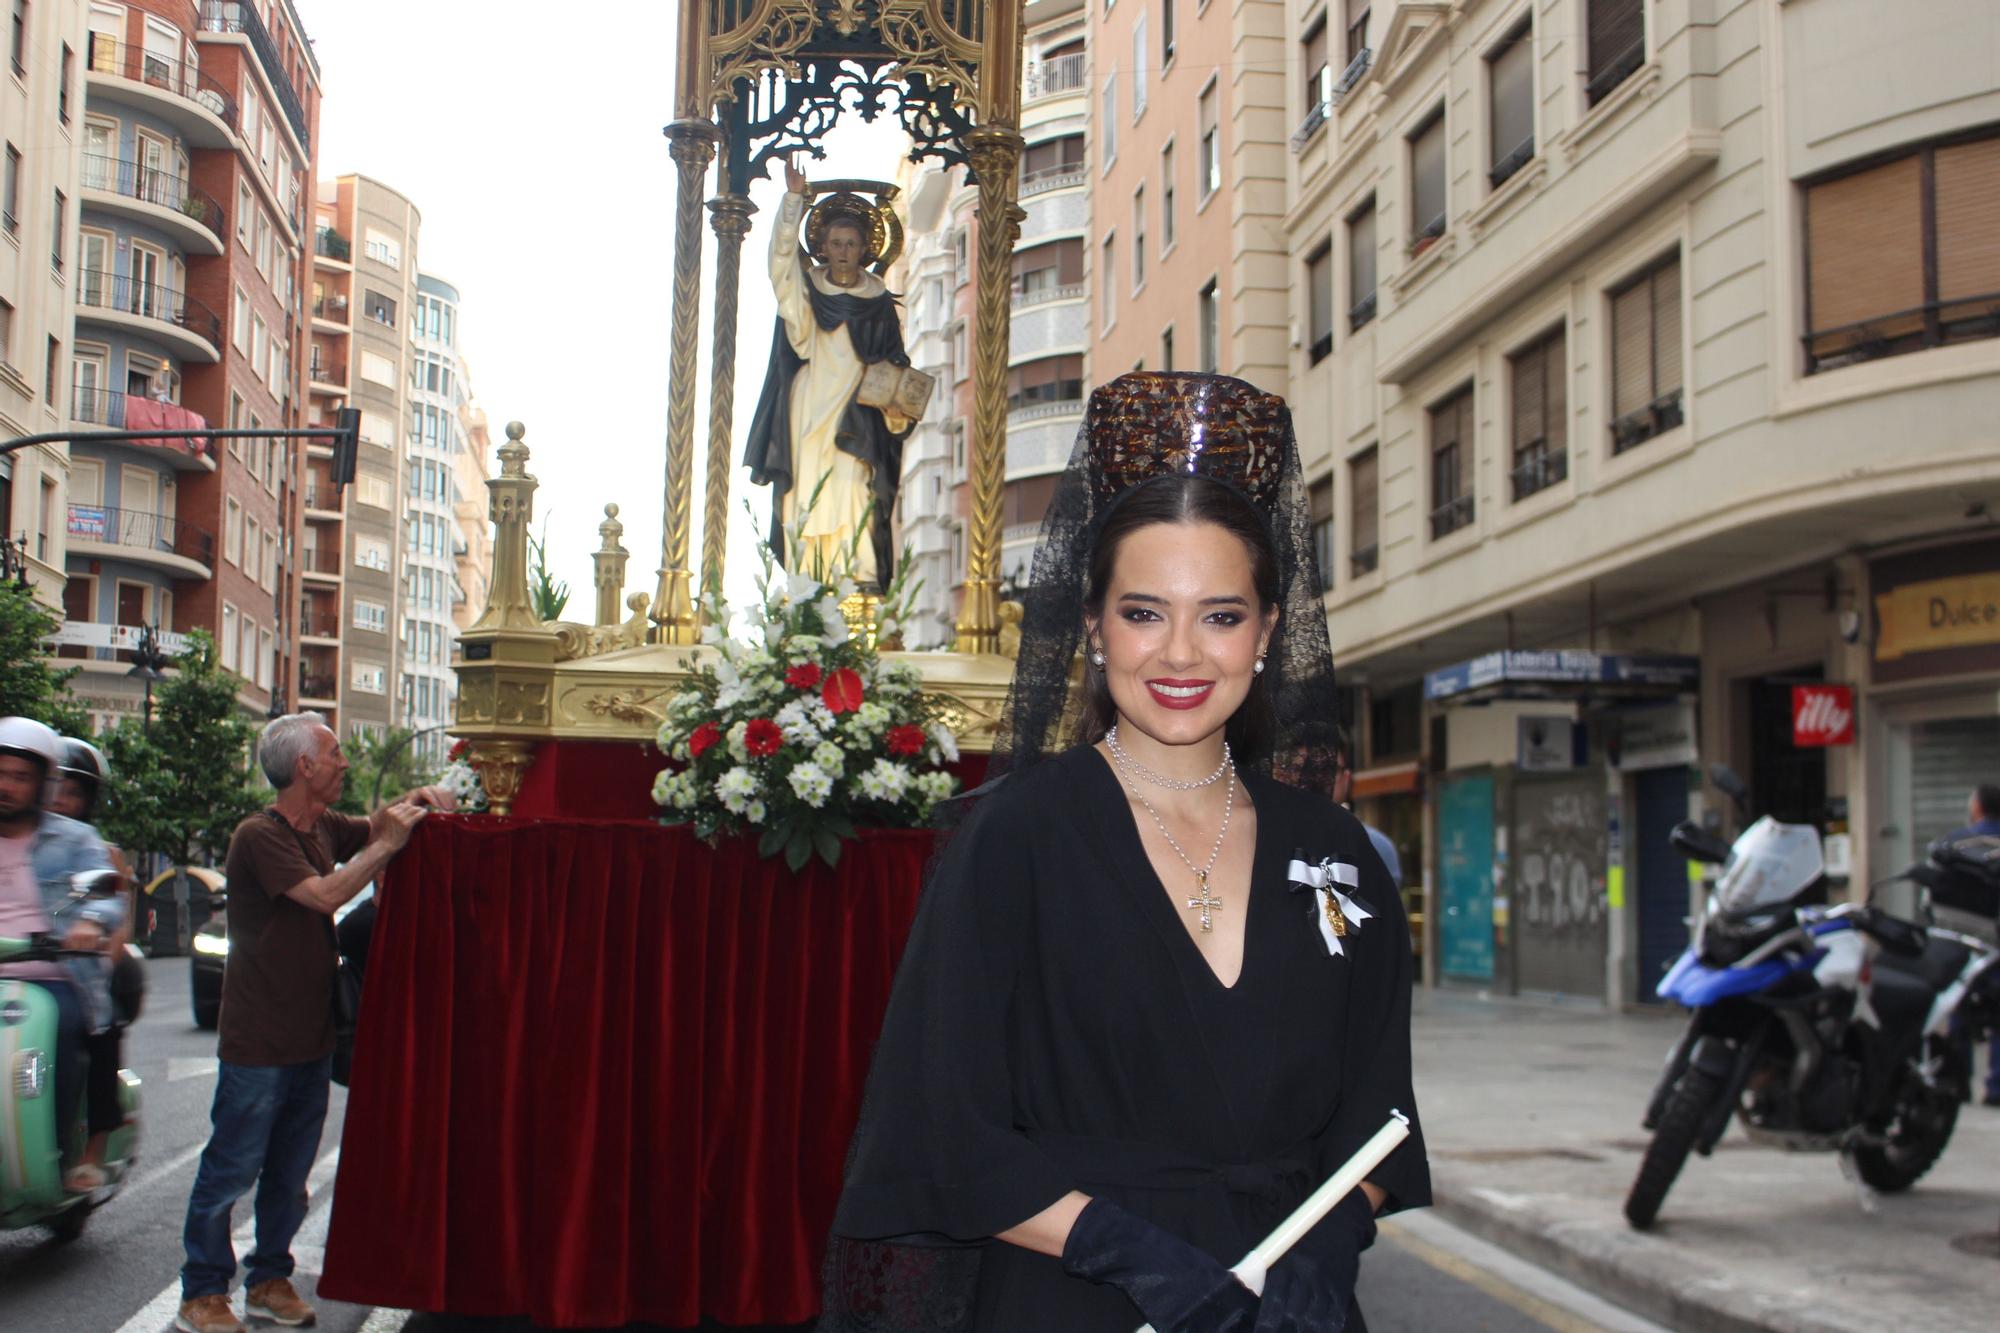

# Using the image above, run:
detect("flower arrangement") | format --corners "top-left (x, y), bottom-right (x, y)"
top-left (437, 738), bottom-right (489, 813)
top-left (651, 529), bottom-right (959, 869)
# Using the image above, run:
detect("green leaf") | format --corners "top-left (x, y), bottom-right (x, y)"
top-left (784, 829), bottom-right (813, 873)
top-left (813, 825), bottom-right (845, 868)
top-left (757, 824), bottom-right (788, 859)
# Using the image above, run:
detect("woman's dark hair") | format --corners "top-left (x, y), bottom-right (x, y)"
top-left (1075, 473), bottom-right (1281, 762)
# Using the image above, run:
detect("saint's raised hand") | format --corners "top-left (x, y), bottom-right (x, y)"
top-left (784, 156), bottom-right (809, 195)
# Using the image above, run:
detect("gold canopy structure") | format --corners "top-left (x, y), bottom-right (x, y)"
top-left (452, 3), bottom-right (1030, 810)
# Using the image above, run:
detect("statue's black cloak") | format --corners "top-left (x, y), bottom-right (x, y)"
top-left (743, 256), bottom-right (913, 586)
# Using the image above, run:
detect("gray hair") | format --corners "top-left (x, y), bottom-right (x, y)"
top-left (259, 711), bottom-right (330, 789)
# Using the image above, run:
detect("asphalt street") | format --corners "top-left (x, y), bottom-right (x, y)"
top-left (0, 958), bottom-right (1663, 1332)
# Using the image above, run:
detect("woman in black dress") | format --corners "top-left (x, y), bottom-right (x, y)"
top-left (822, 373), bottom-right (1428, 1332)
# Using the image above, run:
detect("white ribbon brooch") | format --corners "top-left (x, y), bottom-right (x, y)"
top-left (1286, 857), bottom-right (1373, 958)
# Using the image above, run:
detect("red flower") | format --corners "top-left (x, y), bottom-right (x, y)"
top-left (822, 667), bottom-right (865, 715)
top-left (744, 718), bottom-right (784, 757)
top-left (885, 724), bottom-right (927, 758)
top-left (785, 662), bottom-right (823, 690)
top-left (448, 738), bottom-right (470, 762)
top-left (687, 721), bottom-right (722, 759)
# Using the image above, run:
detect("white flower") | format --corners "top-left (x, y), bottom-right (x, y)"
top-left (789, 761), bottom-right (834, 808)
top-left (929, 724), bottom-right (959, 763)
top-left (812, 740), bottom-right (846, 772)
top-left (915, 770), bottom-right (957, 804)
top-left (745, 798), bottom-right (767, 824)
top-left (818, 595), bottom-right (851, 646)
top-left (775, 699), bottom-right (822, 746)
top-left (725, 720), bottom-right (751, 763)
top-left (857, 758), bottom-right (913, 803)
top-left (783, 568), bottom-right (822, 606)
top-left (652, 770), bottom-right (675, 805)
top-left (717, 765), bottom-right (760, 815)
top-left (786, 634), bottom-right (823, 660)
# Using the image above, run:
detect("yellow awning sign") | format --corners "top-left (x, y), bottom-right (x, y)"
top-left (1873, 571), bottom-right (2000, 662)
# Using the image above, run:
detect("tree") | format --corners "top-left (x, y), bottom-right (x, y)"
top-left (96, 630), bottom-right (263, 869)
top-left (0, 581), bottom-right (89, 734)
top-left (334, 725), bottom-right (442, 816)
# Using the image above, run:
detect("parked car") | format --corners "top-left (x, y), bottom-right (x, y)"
top-left (142, 866), bottom-right (226, 958)
top-left (189, 884), bottom-right (375, 1031)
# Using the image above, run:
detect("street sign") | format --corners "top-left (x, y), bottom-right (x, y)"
top-left (1791, 683), bottom-right (1855, 747)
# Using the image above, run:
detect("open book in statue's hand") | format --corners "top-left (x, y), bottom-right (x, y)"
top-left (857, 361), bottom-right (936, 421)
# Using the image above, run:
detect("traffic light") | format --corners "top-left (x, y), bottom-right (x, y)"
top-left (331, 407), bottom-right (360, 485)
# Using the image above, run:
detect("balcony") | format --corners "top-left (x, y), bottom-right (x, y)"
top-left (83, 35), bottom-right (238, 149)
top-left (197, 3), bottom-right (311, 152)
top-left (75, 270), bottom-right (223, 362)
top-left (1020, 163), bottom-right (1087, 198)
top-left (300, 600), bottom-right (340, 640)
top-left (1025, 53), bottom-right (1086, 104)
top-left (299, 670), bottom-right (338, 704)
top-left (303, 481), bottom-right (342, 513)
top-left (66, 504), bottom-right (215, 578)
top-left (311, 293), bottom-right (350, 325)
top-left (1334, 48), bottom-right (1373, 104)
top-left (308, 355), bottom-right (348, 391)
top-left (1012, 280), bottom-right (1085, 311)
top-left (1291, 101), bottom-right (1330, 155)
top-left (1429, 494), bottom-right (1475, 541)
top-left (45, 621), bottom-right (193, 666)
top-left (1510, 444), bottom-right (1568, 502)
top-left (300, 545), bottom-right (343, 579)
top-left (315, 227), bottom-right (351, 262)
top-left (70, 388), bottom-right (219, 471)
top-left (79, 154), bottom-right (225, 255)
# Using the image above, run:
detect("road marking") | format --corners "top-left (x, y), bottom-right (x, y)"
top-left (124, 1139), bottom-right (209, 1199)
top-left (113, 1147), bottom-right (340, 1333)
top-left (358, 1309), bottom-right (413, 1332)
top-left (1380, 1210), bottom-right (1671, 1333)
top-left (168, 1056), bottom-right (219, 1082)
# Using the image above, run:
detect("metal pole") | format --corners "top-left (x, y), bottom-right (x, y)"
top-left (371, 722), bottom-right (456, 810)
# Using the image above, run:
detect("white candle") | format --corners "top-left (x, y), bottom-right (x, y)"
top-left (1135, 1111), bottom-right (1411, 1332)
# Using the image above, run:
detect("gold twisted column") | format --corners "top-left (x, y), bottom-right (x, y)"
top-left (702, 193), bottom-right (756, 609)
top-left (652, 118), bottom-right (721, 644)
top-left (955, 127), bottom-right (1027, 655)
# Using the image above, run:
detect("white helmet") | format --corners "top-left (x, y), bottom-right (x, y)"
top-left (0, 716), bottom-right (62, 800)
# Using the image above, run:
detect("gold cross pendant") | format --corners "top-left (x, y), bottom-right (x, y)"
top-left (1187, 870), bottom-right (1224, 934)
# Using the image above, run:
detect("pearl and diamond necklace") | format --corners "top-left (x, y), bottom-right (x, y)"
top-left (1105, 725), bottom-right (1236, 933)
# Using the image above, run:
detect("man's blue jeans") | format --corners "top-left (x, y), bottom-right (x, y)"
top-left (180, 1057), bottom-right (332, 1299)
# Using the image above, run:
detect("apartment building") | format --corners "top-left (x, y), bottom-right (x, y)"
top-left (1, 0), bottom-right (83, 609)
top-left (1285, 0), bottom-right (2000, 1004)
top-left (401, 271), bottom-right (464, 767)
top-left (1089, 0), bottom-right (1290, 387)
top-left (893, 0), bottom-right (1090, 641)
top-left (304, 173), bottom-right (416, 740)
top-left (57, 0), bottom-right (319, 727)
top-left (451, 395), bottom-right (491, 635)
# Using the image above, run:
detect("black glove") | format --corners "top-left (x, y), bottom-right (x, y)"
top-left (1061, 1197), bottom-right (1259, 1332)
top-left (1252, 1188), bottom-right (1376, 1332)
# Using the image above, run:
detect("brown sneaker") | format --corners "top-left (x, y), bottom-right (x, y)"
top-left (174, 1294), bottom-right (246, 1333)
top-left (244, 1277), bottom-right (316, 1327)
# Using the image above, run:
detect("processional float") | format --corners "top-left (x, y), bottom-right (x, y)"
top-left (451, 1), bottom-right (1032, 812)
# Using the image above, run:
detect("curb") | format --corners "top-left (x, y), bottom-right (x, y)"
top-left (1428, 1173), bottom-right (1862, 1333)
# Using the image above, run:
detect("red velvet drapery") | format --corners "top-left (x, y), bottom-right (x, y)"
top-left (318, 816), bottom-right (933, 1327)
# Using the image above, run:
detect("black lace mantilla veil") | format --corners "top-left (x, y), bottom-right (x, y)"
top-left (817, 372), bottom-right (1340, 1331)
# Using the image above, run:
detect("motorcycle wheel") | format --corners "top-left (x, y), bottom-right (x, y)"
top-left (1625, 1064), bottom-right (1722, 1230)
top-left (1852, 1064), bottom-right (1959, 1192)
top-left (47, 1203), bottom-right (90, 1243)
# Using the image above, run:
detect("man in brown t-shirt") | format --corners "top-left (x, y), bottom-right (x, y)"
top-left (175, 712), bottom-right (450, 1333)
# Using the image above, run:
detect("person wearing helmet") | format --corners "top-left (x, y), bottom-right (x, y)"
top-left (50, 735), bottom-right (146, 1188)
top-left (0, 716), bottom-right (123, 1191)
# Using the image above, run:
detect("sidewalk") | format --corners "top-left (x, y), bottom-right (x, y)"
top-left (1410, 989), bottom-right (2000, 1333)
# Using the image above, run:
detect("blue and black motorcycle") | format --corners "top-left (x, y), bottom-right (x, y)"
top-left (1624, 767), bottom-right (1999, 1230)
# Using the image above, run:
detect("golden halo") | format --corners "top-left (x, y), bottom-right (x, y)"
top-left (805, 192), bottom-right (891, 269)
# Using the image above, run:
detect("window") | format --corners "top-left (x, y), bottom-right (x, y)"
top-left (9, 1), bottom-right (24, 76)
top-left (245, 516), bottom-right (261, 583)
top-left (237, 182), bottom-right (252, 241)
top-left (1348, 447), bottom-right (1379, 575)
top-left (1509, 327), bottom-right (1568, 500)
top-left (363, 227), bottom-right (400, 268)
top-left (1199, 83), bottom-right (1221, 199)
top-left (51, 189), bottom-right (65, 273)
top-left (1488, 21), bottom-right (1534, 187)
top-left (1304, 20), bottom-right (1330, 118)
top-left (225, 498), bottom-right (242, 564)
top-left (1586, 0), bottom-right (1645, 106)
top-left (1132, 16), bottom-right (1148, 119)
top-left (1804, 131), bottom-right (2000, 373)
top-left (1162, 325), bottom-right (1175, 372)
top-left (1162, 0), bottom-right (1176, 63)
top-left (1132, 186), bottom-right (1146, 290)
top-left (263, 533), bottom-right (278, 591)
top-left (1101, 235), bottom-right (1116, 329)
top-left (44, 334), bottom-right (57, 400)
top-left (221, 604), bottom-right (238, 671)
top-left (1021, 134), bottom-right (1086, 193)
top-left (1011, 237), bottom-right (1084, 301)
top-left (0, 297), bottom-right (12, 366)
top-left (1161, 141), bottom-right (1177, 250)
top-left (1102, 75), bottom-right (1118, 168)
top-left (1199, 279), bottom-right (1220, 372)
top-left (1346, 0), bottom-right (1372, 67)
top-left (355, 536), bottom-right (390, 571)
top-left (3, 143), bottom-right (18, 235)
top-left (1309, 478), bottom-right (1335, 592)
top-left (353, 600), bottom-right (387, 633)
top-left (1348, 197), bottom-right (1378, 329)
top-left (360, 350), bottom-right (396, 386)
top-left (351, 662), bottom-right (387, 695)
top-left (1609, 254), bottom-right (1683, 453)
top-left (364, 290), bottom-right (396, 327)
top-left (1408, 109), bottom-right (1446, 252)
top-left (1006, 355), bottom-right (1085, 412)
top-left (1306, 241), bottom-right (1334, 364)
top-left (59, 43), bottom-right (71, 122)
top-left (233, 287), bottom-right (250, 354)
top-left (257, 629), bottom-right (273, 689)
top-left (1428, 387), bottom-right (1474, 538)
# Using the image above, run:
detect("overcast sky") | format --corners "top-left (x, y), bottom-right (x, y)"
top-left (306, 0), bottom-right (907, 615)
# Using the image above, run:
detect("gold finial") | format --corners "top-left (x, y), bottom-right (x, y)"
top-left (498, 421), bottom-right (530, 477)
top-left (598, 503), bottom-right (626, 552)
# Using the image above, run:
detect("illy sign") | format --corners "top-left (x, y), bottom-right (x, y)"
top-left (1792, 684), bottom-right (1855, 747)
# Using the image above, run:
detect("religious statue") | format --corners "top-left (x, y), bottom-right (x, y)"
top-left (743, 160), bottom-right (930, 590)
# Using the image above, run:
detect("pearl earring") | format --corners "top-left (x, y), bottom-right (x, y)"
top-left (1253, 656), bottom-right (1266, 675)
top-left (1091, 649), bottom-right (1106, 668)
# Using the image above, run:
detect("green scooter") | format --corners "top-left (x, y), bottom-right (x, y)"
top-left (0, 871), bottom-right (142, 1242)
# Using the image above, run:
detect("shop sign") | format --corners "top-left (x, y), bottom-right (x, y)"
top-left (1613, 700), bottom-right (1699, 772)
top-left (1426, 650), bottom-right (1699, 700)
top-left (1792, 684), bottom-right (1855, 748)
top-left (69, 505), bottom-right (107, 540)
top-left (1517, 716), bottom-right (1577, 770)
top-left (1874, 571), bottom-right (2000, 662)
